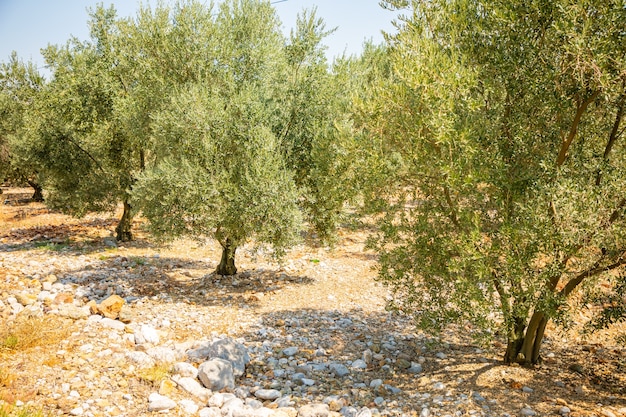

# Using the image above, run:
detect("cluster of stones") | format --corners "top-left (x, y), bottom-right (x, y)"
top-left (2, 249), bottom-right (626, 417)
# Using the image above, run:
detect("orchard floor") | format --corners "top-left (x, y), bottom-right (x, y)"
top-left (1, 187), bottom-right (625, 417)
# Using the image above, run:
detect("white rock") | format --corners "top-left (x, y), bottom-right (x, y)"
top-left (255, 389), bottom-right (281, 400)
top-left (370, 379), bottom-right (383, 389)
top-left (221, 397), bottom-right (245, 415)
top-left (198, 358), bottom-right (235, 391)
top-left (298, 403), bottom-right (330, 417)
top-left (520, 408), bottom-right (536, 416)
top-left (146, 346), bottom-right (180, 363)
top-left (125, 351), bottom-right (156, 368)
top-left (283, 346), bottom-right (299, 356)
top-left (351, 359), bottom-right (367, 369)
top-left (559, 406), bottom-right (571, 415)
top-left (176, 377), bottom-right (211, 403)
top-left (179, 399), bottom-right (199, 414)
top-left (140, 324), bottom-right (160, 344)
top-left (69, 407), bottom-right (84, 416)
top-left (199, 407), bottom-right (222, 417)
top-left (100, 317), bottom-right (125, 331)
top-left (148, 393), bottom-right (176, 412)
top-left (172, 362), bottom-right (198, 378)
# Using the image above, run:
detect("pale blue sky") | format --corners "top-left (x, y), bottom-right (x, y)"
top-left (0, 0), bottom-right (400, 71)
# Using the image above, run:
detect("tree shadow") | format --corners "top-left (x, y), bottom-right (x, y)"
top-left (51, 254), bottom-right (314, 309)
top-left (222, 308), bottom-right (625, 415)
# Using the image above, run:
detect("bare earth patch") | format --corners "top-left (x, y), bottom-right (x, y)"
top-left (0, 187), bottom-right (624, 416)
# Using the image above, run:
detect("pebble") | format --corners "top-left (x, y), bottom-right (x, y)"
top-left (255, 389), bottom-right (282, 400)
top-left (2, 245), bottom-right (614, 417)
top-left (147, 393), bottom-right (177, 412)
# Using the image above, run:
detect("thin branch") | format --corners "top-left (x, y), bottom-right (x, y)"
top-left (556, 90), bottom-right (600, 167)
top-left (596, 79), bottom-right (626, 186)
top-left (63, 134), bottom-right (105, 172)
top-left (560, 252), bottom-right (626, 297)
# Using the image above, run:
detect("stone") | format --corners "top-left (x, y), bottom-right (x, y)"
top-left (69, 407), bottom-right (84, 416)
top-left (559, 407), bottom-right (571, 415)
top-left (222, 397), bottom-right (245, 415)
top-left (435, 352), bottom-right (447, 360)
top-left (208, 338), bottom-right (250, 377)
top-left (208, 393), bottom-right (233, 408)
top-left (147, 347), bottom-right (181, 364)
top-left (179, 399), bottom-right (199, 414)
top-left (175, 377), bottom-right (211, 403)
top-left (351, 359), bottom-right (367, 369)
top-left (118, 305), bottom-right (133, 323)
top-left (56, 304), bottom-right (90, 320)
top-left (298, 403), bottom-right (330, 417)
top-left (53, 293), bottom-right (74, 305)
top-left (356, 408), bottom-right (373, 417)
top-left (199, 407), bottom-right (222, 417)
top-left (283, 346), bottom-right (299, 357)
top-left (396, 358), bottom-right (411, 369)
top-left (148, 393), bottom-right (177, 412)
top-left (433, 382), bottom-right (445, 390)
top-left (125, 351), bottom-right (156, 368)
top-left (520, 408), bottom-right (536, 416)
top-left (255, 389), bottom-right (282, 400)
top-left (100, 317), bottom-right (126, 331)
top-left (329, 363), bottom-right (350, 377)
top-left (198, 358), bottom-right (235, 391)
top-left (15, 292), bottom-right (37, 306)
top-left (369, 379), bottom-right (383, 389)
top-left (407, 362), bottom-right (423, 374)
top-left (159, 379), bottom-right (177, 396)
top-left (96, 294), bottom-right (125, 319)
top-left (173, 362), bottom-right (198, 378)
top-left (139, 324), bottom-right (160, 344)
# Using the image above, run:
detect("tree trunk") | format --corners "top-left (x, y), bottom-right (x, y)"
top-left (115, 200), bottom-right (133, 242)
top-left (504, 316), bottom-right (527, 364)
top-left (27, 179), bottom-right (44, 202)
top-left (216, 238), bottom-right (237, 276)
top-left (504, 311), bottom-right (548, 366)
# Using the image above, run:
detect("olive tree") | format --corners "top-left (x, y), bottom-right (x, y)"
top-left (132, 0), bottom-right (304, 275)
top-left (0, 53), bottom-right (46, 200)
top-left (363, 0), bottom-right (626, 364)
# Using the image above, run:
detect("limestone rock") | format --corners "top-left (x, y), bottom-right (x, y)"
top-left (298, 403), bottom-right (329, 417)
top-left (176, 376), bottom-right (212, 403)
top-left (198, 358), bottom-right (235, 391)
top-left (148, 393), bottom-right (177, 412)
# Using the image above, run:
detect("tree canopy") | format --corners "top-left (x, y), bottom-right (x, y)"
top-left (360, 0), bottom-right (626, 364)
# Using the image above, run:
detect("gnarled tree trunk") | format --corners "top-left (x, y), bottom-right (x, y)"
top-left (27, 179), bottom-right (44, 202)
top-left (504, 311), bottom-right (548, 366)
top-left (216, 237), bottom-right (237, 276)
top-left (115, 200), bottom-right (133, 242)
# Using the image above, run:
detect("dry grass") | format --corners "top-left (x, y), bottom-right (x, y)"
top-left (0, 404), bottom-right (45, 417)
top-left (138, 363), bottom-right (172, 387)
top-left (0, 316), bottom-right (72, 355)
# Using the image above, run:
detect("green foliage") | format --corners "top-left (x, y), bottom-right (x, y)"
top-left (0, 53), bottom-right (45, 189)
top-left (362, 0), bottom-right (626, 362)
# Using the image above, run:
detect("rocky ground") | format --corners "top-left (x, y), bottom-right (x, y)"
top-left (1, 187), bottom-right (625, 417)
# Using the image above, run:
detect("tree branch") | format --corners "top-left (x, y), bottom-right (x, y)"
top-left (556, 90), bottom-right (600, 167)
top-left (596, 79), bottom-right (626, 186)
top-left (560, 252), bottom-right (626, 297)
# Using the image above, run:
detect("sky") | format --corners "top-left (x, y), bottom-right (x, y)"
top-left (0, 0), bottom-right (400, 72)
